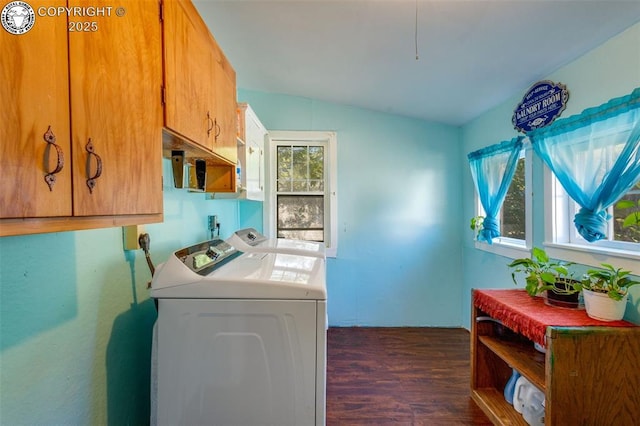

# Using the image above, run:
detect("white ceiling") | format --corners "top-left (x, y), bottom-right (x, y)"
top-left (194, 0), bottom-right (640, 126)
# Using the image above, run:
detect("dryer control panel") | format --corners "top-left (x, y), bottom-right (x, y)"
top-left (174, 239), bottom-right (241, 276)
top-left (233, 228), bottom-right (268, 246)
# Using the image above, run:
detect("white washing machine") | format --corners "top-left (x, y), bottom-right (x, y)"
top-left (151, 238), bottom-right (327, 426)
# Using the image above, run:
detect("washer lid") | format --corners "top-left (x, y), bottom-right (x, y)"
top-left (228, 228), bottom-right (326, 259)
top-left (151, 248), bottom-right (326, 300)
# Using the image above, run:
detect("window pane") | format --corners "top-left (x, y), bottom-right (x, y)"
top-left (277, 145), bottom-right (325, 193)
top-left (277, 146), bottom-right (292, 192)
top-left (309, 146), bottom-right (324, 181)
top-left (500, 157), bottom-right (526, 240)
top-left (277, 195), bottom-right (324, 242)
top-left (279, 229), bottom-right (324, 241)
top-left (277, 180), bottom-right (290, 192)
top-left (292, 146), bottom-right (307, 181)
top-left (309, 180), bottom-right (324, 191)
top-left (293, 181), bottom-right (308, 192)
top-left (613, 182), bottom-right (640, 243)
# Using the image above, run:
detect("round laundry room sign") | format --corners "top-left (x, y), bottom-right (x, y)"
top-left (512, 80), bottom-right (569, 133)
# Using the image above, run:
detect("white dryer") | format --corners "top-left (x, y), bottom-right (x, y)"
top-left (151, 238), bottom-right (326, 426)
top-left (227, 228), bottom-right (326, 259)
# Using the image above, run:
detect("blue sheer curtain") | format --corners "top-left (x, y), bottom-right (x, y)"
top-left (468, 136), bottom-right (524, 244)
top-left (529, 88), bottom-right (640, 242)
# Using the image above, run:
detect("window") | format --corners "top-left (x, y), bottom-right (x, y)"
top-left (613, 182), bottom-right (640, 244)
top-left (501, 156), bottom-right (526, 240)
top-left (475, 147), bottom-right (532, 258)
top-left (544, 168), bottom-right (639, 274)
top-left (266, 131), bottom-right (338, 257)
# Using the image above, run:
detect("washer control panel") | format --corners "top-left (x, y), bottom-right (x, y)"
top-left (174, 239), bottom-right (241, 276)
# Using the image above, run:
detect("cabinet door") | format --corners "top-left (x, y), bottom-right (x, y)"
top-left (163, 0), bottom-right (216, 151)
top-left (245, 113), bottom-right (266, 201)
top-left (212, 44), bottom-right (238, 164)
top-left (68, 0), bottom-right (163, 216)
top-left (0, 0), bottom-right (72, 218)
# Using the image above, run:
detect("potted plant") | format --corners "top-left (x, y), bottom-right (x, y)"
top-left (470, 216), bottom-right (484, 241)
top-left (577, 263), bottom-right (640, 321)
top-left (508, 247), bottom-right (580, 308)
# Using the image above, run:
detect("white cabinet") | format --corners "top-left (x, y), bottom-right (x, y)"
top-left (240, 103), bottom-right (266, 201)
top-left (211, 103), bottom-right (266, 200)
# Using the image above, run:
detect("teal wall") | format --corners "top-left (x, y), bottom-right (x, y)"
top-left (237, 89), bottom-right (464, 326)
top-left (460, 23), bottom-right (640, 328)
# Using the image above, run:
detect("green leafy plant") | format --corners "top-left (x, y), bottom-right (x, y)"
top-left (616, 198), bottom-right (640, 229)
top-left (577, 263), bottom-right (640, 301)
top-left (508, 247), bottom-right (579, 297)
top-left (470, 216), bottom-right (484, 240)
top-left (614, 182), bottom-right (640, 244)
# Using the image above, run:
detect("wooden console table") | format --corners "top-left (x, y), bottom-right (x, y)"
top-left (471, 289), bottom-right (640, 425)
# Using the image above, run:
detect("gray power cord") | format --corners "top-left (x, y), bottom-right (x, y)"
top-left (138, 233), bottom-right (155, 287)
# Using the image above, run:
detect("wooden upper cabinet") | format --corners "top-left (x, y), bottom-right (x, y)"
top-left (213, 42), bottom-right (238, 164)
top-left (69, 0), bottom-right (163, 216)
top-left (162, 0), bottom-right (237, 165)
top-left (0, 0), bottom-right (72, 219)
top-left (163, 0), bottom-right (215, 150)
top-left (0, 0), bottom-right (163, 235)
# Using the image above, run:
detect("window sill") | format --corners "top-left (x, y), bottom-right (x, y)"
top-left (544, 242), bottom-right (640, 275)
top-left (474, 239), bottom-right (530, 259)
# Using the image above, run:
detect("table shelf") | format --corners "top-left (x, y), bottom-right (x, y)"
top-left (477, 335), bottom-right (545, 391)
top-left (471, 289), bottom-right (640, 426)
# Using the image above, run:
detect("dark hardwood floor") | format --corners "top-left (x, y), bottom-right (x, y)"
top-left (326, 327), bottom-right (492, 426)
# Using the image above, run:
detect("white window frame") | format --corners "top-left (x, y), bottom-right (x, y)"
top-left (543, 166), bottom-right (640, 274)
top-left (474, 146), bottom-right (533, 259)
top-left (265, 131), bottom-right (338, 258)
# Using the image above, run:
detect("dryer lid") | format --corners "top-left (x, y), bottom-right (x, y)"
top-left (228, 228), bottom-right (326, 259)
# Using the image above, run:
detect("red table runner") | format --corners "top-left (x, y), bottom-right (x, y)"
top-left (473, 289), bottom-right (636, 346)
